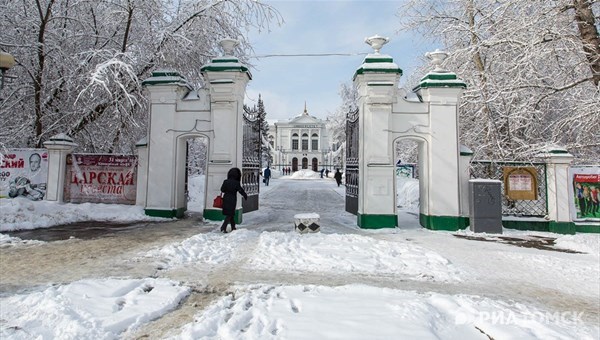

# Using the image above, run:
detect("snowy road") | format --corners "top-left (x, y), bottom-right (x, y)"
top-left (1, 176), bottom-right (599, 339)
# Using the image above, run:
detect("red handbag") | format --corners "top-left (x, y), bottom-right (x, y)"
top-left (213, 194), bottom-right (223, 208)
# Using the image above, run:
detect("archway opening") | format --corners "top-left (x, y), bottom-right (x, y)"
top-left (394, 138), bottom-right (424, 227)
top-left (177, 136), bottom-right (209, 215)
top-left (312, 157), bottom-right (318, 171)
top-left (302, 157), bottom-right (308, 169)
top-left (292, 157), bottom-right (298, 172)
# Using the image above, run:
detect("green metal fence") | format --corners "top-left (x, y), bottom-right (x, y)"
top-left (470, 161), bottom-right (548, 217)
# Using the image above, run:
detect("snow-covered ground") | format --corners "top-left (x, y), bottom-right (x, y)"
top-left (1, 175), bottom-right (598, 339)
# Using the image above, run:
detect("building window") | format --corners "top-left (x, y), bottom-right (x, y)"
top-left (302, 133), bottom-right (309, 150)
top-left (311, 133), bottom-right (319, 150)
top-left (292, 133), bottom-right (299, 150)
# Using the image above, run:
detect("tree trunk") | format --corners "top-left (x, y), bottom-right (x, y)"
top-left (573, 0), bottom-right (600, 86)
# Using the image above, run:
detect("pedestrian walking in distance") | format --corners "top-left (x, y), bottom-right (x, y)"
top-left (220, 167), bottom-right (247, 233)
top-left (334, 169), bottom-right (342, 187)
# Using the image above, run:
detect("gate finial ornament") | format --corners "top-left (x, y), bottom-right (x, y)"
top-left (219, 38), bottom-right (239, 56)
top-left (364, 35), bottom-right (389, 54)
top-left (425, 49), bottom-right (449, 72)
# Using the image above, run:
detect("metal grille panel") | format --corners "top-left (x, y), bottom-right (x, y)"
top-left (345, 108), bottom-right (359, 215)
top-left (242, 108), bottom-right (260, 213)
top-left (470, 161), bottom-right (548, 217)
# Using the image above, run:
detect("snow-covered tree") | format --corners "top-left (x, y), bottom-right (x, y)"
top-left (327, 82), bottom-right (357, 156)
top-left (0, 0), bottom-right (281, 152)
top-left (399, 0), bottom-right (600, 163)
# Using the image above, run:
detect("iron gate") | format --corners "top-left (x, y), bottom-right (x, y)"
top-left (242, 107), bottom-right (260, 213)
top-left (470, 161), bottom-right (548, 217)
top-left (345, 108), bottom-right (359, 215)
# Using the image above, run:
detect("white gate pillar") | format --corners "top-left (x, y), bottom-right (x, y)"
top-left (135, 137), bottom-right (148, 207)
top-left (538, 146), bottom-right (575, 234)
top-left (43, 133), bottom-right (77, 203)
top-left (200, 39), bottom-right (251, 223)
top-left (414, 50), bottom-right (467, 230)
top-left (353, 36), bottom-right (403, 228)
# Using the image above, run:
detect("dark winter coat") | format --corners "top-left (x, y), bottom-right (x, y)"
top-left (334, 171), bottom-right (342, 182)
top-left (220, 178), bottom-right (248, 217)
top-left (264, 168), bottom-right (271, 178)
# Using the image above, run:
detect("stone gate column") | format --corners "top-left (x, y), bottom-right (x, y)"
top-left (353, 36), bottom-right (403, 228)
top-left (414, 50), bottom-right (467, 230)
top-left (43, 133), bottom-right (77, 203)
top-left (538, 146), bottom-right (575, 234)
top-left (201, 39), bottom-right (252, 223)
top-left (141, 70), bottom-right (193, 217)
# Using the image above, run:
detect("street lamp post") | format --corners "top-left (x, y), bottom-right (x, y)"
top-left (0, 51), bottom-right (16, 93)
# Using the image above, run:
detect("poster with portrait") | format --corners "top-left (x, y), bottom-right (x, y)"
top-left (0, 149), bottom-right (49, 200)
top-left (64, 154), bottom-right (138, 205)
top-left (569, 167), bottom-right (600, 221)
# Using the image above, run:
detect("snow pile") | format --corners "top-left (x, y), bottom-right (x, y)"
top-left (0, 278), bottom-right (190, 340)
top-left (289, 169), bottom-right (322, 180)
top-left (0, 233), bottom-right (45, 247)
top-left (172, 284), bottom-right (597, 340)
top-left (396, 176), bottom-right (419, 211)
top-left (0, 197), bottom-right (164, 232)
top-left (186, 174), bottom-right (205, 212)
top-left (247, 232), bottom-right (461, 281)
top-left (554, 234), bottom-right (600, 255)
top-left (145, 229), bottom-right (259, 266)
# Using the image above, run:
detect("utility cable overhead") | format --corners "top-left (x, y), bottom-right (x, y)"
top-left (249, 52), bottom-right (369, 58)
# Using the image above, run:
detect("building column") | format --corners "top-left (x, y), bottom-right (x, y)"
top-left (135, 137), bottom-right (148, 207)
top-left (43, 133), bottom-right (77, 203)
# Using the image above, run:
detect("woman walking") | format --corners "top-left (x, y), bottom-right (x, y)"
top-left (220, 167), bottom-right (248, 233)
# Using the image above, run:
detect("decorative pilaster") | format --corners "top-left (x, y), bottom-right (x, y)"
top-left (135, 137), bottom-right (148, 207)
top-left (459, 145), bottom-right (474, 219)
top-left (43, 133), bottom-right (77, 203)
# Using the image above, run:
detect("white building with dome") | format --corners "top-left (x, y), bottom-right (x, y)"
top-left (266, 105), bottom-right (332, 172)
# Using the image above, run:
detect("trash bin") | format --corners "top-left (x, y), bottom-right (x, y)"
top-left (469, 179), bottom-right (502, 233)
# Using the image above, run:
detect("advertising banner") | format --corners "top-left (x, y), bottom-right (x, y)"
top-left (0, 149), bottom-right (49, 200)
top-left (569, 167), bottom-right (600, 221)
top-left (64, 154), bottom-right (137, 205)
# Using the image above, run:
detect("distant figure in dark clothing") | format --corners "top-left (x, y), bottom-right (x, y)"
top-left (320, 168), bottom-right (324, 178)
top-left (334, 169), bottom-right (342, 187)
top-left (220, 167), bottom-right (247, 233)
top-left (325, 169), bottom-right (330, 178)
top-left (264, 167), bottom-right (271, 186)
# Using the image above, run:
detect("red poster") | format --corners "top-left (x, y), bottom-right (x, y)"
top-left (65, 154), bottom-right (137, 205)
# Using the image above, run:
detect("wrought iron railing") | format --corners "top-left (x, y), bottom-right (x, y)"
top-left (470, 161), bottom-right (548, 217)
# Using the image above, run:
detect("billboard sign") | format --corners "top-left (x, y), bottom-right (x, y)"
top-left (0, 149), bottom-right (49, 200)
top-left (64, 154), bottom-right (137, 205)
top-left (569, 167), bottom-right (600, 221)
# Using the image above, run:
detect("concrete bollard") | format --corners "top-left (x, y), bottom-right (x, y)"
top-left (294, 213), bottom-right (320, 233)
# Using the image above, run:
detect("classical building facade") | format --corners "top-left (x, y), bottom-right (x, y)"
top-left (267, 106), bottom-right (330, 172)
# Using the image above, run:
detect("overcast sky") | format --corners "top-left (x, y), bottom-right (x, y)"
top-left (243, 0), bottom-right (436, 121)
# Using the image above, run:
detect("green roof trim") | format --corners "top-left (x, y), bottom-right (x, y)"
top-left (141, 70), bottom-right (191, 87)
top-left (200, 64), bottom-right (250, 73)
top-left (548, 149), bottom-right (569, 154)
top-left (353, 67), bottom-right (403, 80)
top-left (211, 57), bottom-right (240, 63)
top-left (364, 56), bottom-right (394, 63)
top-left (421, 73), bottom-right (458, 81)
top-left (416, 81), bottom-right (467, 90)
